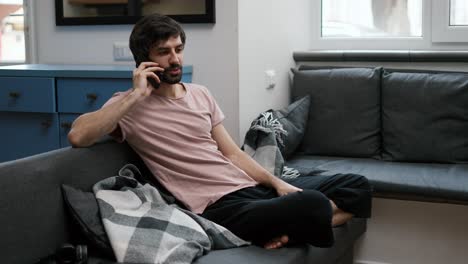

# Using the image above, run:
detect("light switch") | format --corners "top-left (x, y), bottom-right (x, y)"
top-left (113, 42), bottom-right (133, 61)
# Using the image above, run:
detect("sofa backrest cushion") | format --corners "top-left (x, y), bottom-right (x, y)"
top-left (292, 67), bottom-right (381, 157)
top-left (382, 70), bottom-right (468, 163)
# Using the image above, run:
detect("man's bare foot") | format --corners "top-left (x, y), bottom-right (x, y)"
top-left (330, 200), bottom-right (353, 227)
top-left (264, 235), bottom-right (289, 249)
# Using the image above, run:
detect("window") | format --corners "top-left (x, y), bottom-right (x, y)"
top-left (450, 0), bottom-right (468, 26)
top-left (322, 0), bottom-right (422, 38)
top-left (0, 1), bottom-right (25, 63)
top-left (312, 0), bottom-right (468, 49)
top-left (432, 0), bottom-right (468, 42)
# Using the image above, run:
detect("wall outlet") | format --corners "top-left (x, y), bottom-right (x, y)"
top-left (265, 69), bottom-right (276, 89)
top-left (113, 42), bottom-right (133, 61)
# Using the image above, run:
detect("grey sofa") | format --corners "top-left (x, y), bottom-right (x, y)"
top-left (287, 66), bottom-right (468, 205)
top-left (0, 140), bottom-right (366, 264)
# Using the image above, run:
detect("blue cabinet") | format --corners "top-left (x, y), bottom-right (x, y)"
top-left (0, 112), bottom-right (60, 161)
top-left (0, 77), bottom-right (55, 113)
top-left (58, 113), bottom-right (80, 148)
top-left (56, 78), bottom-right (133, 113)
top-left (0, 64), bottom-right (193, 162)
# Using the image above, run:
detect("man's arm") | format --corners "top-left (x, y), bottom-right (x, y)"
top-left (211, 123), bottom-right (302, 196)
top-left (68, 91), bottom-right (139, 147)
top-left (68, 62), bottom-right (162, 147)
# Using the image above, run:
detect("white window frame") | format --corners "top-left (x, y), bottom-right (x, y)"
top-left (432, 0), bottom-right (468, 42)
top-left (0, 0), bottom-right (35, 65)
top-left (311, 0), bottom-right (468, 50)
top-left (24, 0), bottom-right (36, 63)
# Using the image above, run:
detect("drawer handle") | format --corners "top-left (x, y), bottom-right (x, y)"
top-left (86, 93), bottom-right (98, 101)
top-left (9, 92), bottom-right (21, 99)
top-left (41, 120), bottom-right (52, 128)
top-left (61, 122), bottom-right (72, 129)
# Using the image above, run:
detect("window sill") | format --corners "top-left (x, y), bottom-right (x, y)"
top-left (293, 50), bottom-right (468, 62)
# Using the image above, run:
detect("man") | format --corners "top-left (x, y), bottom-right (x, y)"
top-left (68, 14), bottom-right (371, 250)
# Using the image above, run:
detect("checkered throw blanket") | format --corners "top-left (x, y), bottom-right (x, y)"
top-left (242, 111), bottom-right (300, 180)
top-left (92, 164), bottom-right (249, 264)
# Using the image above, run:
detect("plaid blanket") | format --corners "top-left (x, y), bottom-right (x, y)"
top-left (242, 111), bottom-right (300, 180)
top-left (93, 164), bottom-right (249, 264)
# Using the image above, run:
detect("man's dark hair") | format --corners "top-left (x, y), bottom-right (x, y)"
top-left (129, 14), bottom-right (186, 67)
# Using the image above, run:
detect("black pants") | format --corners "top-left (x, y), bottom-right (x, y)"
top-left (201, 173), bottom-right (372, 247)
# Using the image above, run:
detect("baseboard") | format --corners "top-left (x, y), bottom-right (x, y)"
top-left (355, 260), bottom-right (392, 264)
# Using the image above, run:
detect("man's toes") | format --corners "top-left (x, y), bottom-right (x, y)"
top-left (264, 241), bottom-right (280, 249)
top-left (264, 240), bottom-right (277, 249)
top-left (330, 199), bottom-right (338, 213)
top-left (280, 235), bottom-right (289, 244)
top-left (264, 235), bottom-right (289, 249)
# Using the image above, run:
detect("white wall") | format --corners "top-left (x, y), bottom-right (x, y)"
top-left (355, 198), bottom-right (468, 264)
top-left (237, 0), bottom-right (311, 143)
top-left (34, 0), bottom-right (240, 142)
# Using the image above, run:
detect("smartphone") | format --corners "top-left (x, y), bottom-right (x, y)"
top-left (136, 60), bottom-right (163, 89)
top-left (148, 71), bottom-right (163, 89)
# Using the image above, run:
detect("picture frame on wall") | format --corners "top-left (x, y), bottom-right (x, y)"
top-left (55, 0), bottom-right (215, 25)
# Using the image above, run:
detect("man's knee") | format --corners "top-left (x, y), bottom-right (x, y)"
top-left (344, 174), bottom-right (373, 192)
top-left (294, 190), bottom-right (333, 226)
top-left (285, 191), bottom-right (334, 246)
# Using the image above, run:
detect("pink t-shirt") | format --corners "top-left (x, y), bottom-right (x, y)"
top-left (103, 83), bottom-right (257, 213)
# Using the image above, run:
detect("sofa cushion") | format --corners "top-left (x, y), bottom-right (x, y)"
top-left (292, 67), bottom-right (381, 158)
top-left (286, 155), bottom-right (468, 204)
top-left (381, 70), bottom-right (468, 163)
top-left (87, 215), bottom-right (365, 264)
top-left (194, 218), bottom-right (366, 264)
top-left (61, 185), bottom-right (114, 258)
top-left (274, 95), bottom-right (311, 159)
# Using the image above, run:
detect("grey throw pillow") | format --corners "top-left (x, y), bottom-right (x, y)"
top-left (61, 184), bottom-right (115, 259)
top-left (273, 95), bottom-right (311, 159)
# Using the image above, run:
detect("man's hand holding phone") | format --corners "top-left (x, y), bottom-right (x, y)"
top-left (132, 61), bottom-right (164, 98)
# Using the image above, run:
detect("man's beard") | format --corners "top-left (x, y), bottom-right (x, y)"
top-left (161, 64), bottom-right (183, 84)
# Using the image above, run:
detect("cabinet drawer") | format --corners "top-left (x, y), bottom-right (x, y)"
top-left (57, 78), bottom-right (132, 113)
top-left (58, 113), bottom-right (80, 147)
top-left (0, 112), bottom-right (60, 162)
top-left (0, 77), bottom-right (55, 113)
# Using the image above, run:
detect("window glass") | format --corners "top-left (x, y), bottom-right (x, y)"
top-left (0, 4), bottom-right (25, 63)
top-left (322, 0), bottom-right (422, 38)
top-left (450, 0), bottom-right (468, 26)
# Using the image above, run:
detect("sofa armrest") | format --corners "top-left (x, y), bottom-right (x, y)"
top-left (0, 139), bottom-right (143, 264)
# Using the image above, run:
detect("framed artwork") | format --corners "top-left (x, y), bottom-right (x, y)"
top-left (55, 0), bottom-right (215, 25)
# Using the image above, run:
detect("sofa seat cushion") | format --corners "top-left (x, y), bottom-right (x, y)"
top-left (197, 218), bottom-right (365, 264)
top-left (87, 216), bottom-right (366, 264)
top-left (87, 218), bottom-right (365, 264)
top-left (286, 155), bottom-right (468, 204)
